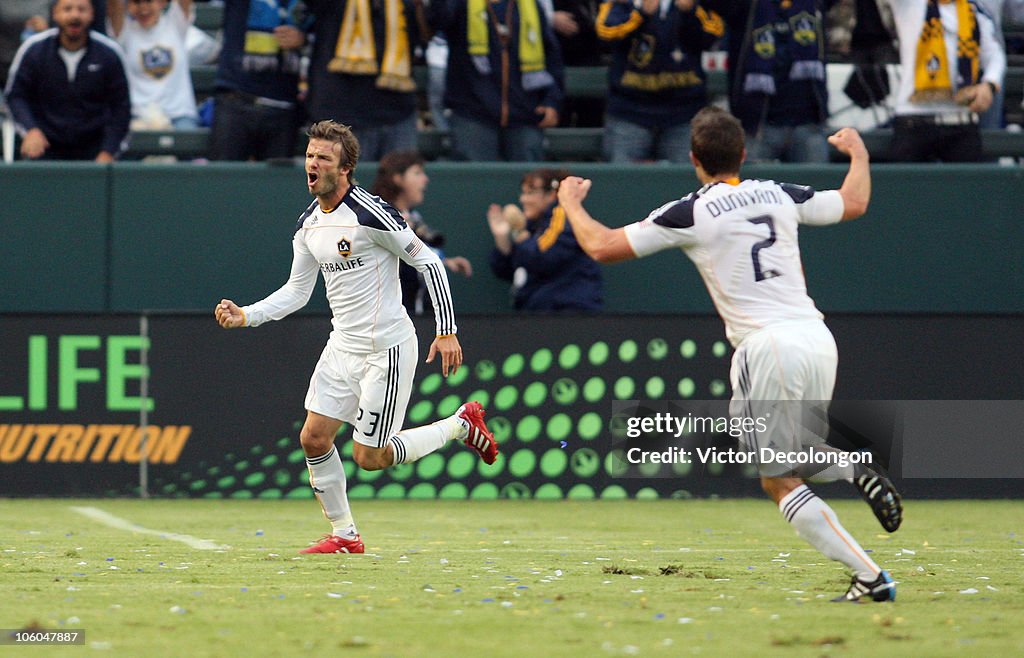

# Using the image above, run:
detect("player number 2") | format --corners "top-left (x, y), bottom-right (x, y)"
top-left (747, 215), bottom-right (782, 282)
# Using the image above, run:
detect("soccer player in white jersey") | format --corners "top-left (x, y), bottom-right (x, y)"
top-left (214, 120), bottom-right (498, 554)
top-left (557, 106), bottom-right (903, 603)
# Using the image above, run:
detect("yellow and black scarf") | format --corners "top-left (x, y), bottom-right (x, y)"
top-left (329, 0), bottom-right (415, 92)
top-left (468, 0), bottom-right (552, 90)
top-left (912, 0), bottom-right (979, 103)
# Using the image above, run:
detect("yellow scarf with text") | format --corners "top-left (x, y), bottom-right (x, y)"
top-left (330, 0), bottom-right (415, 92)
top-left (468, 0), bottom-right (545, 74)
top-left (912, 0), bottom-right (979, 103)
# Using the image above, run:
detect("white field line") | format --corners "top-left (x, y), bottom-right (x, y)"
top-left (69, 506), bottom-right (230, 550)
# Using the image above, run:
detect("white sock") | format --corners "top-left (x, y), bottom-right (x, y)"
top-left (305, 446), bottom-right (357, 538)
top-left (779, 484), bottom-right (880, 581)
top-left (389, 416), bottom-right (465, 465)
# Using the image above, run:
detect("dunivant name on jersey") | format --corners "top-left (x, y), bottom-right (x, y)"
top-left (705, 188), bottom-right (783, 217)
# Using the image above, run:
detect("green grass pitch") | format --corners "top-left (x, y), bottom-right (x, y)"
top-left (2, 499), bottom-right (1022, 657)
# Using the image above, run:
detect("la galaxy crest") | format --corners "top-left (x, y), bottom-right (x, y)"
top-left (337, 237), bottom-right (352, 258)
top-left (789, 11), bottom-right (819, 47)
top-left (628, 34), bottom-right (656, 69)
top-left (141, 46), bottom-right (173, 79)
top-left (752, 26), bottom-right (775, 59)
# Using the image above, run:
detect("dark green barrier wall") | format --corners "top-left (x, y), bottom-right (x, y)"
top-left (2, 162), bottom-right (1022, 313)
top-left (0, 164), bottom-right (110, 311)
top-left (109, 163), bottom-right (314, 312)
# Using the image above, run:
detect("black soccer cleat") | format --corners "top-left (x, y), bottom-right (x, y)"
top-left (832, 570), bottom-right (896, 603)
top-left (855, 469), bottom-right (903, 532)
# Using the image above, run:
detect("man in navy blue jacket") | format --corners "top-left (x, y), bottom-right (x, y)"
top-left (4, 0), bottom-right (129, 161)
top-left (430, 0), bottom-right (565, 161)
top-left (700, 0), bottom-right (836, 163)
top-left (597, 0), bottom-right (723, 163)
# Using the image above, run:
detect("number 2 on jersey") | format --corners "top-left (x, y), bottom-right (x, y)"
top-left (747, 215), bottom-right (781, 282)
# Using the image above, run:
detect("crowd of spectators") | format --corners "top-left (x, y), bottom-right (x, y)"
top-left (3, 0), bottom-right (1024, 164)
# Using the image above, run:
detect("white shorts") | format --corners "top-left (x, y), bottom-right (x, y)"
top-left (729, 320), bottom-right (838, 475)
top-left (304, 335), bottom-right (418, 448)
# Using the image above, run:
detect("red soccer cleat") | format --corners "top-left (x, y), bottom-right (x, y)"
top-left (298, 534), bottom-right (365, 554)
top-left (458, 401), bottom-right (498, 465)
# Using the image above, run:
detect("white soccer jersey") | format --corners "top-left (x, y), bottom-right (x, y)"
top-left (243, 185), bottom-right (457, 353)
top-left (623, 179), bottom-right (845, 347)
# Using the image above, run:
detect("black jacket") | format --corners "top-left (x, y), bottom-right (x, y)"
top-left (5, 28), bottom-right (130, 156)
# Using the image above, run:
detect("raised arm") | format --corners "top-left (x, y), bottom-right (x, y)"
top-left (106, 0), bottom-right (125, 37)
top-left (595, 0), bottom-right (649, 42)
top-left (827, 127), bottom-right (870, 221)
top-left (178, 0), bottom-right (194, 24)
top-left (556, 177), bottom-right (637, 264)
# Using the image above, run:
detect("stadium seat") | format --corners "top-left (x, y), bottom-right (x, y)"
top-left (543, 128), bottom-right (604, 161)
top-left (122, 129), bottom-right (212, 160)
top-left (192, 3), bottom-right (224, 33)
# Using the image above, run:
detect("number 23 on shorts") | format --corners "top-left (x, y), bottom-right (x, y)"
top-left (356, 407), bottom-right (381, 437)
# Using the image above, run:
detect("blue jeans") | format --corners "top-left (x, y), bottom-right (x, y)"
top-left (978, 86), bottom-right (1005, 130)
top-left (171, 115), bottom-right (199, 130)
top-left (428, 65), bottom-right (449, 131)
top-left (747, 123), bottom-right (829, 163)
top-left (449, 112), bottom-right (544, 161)
top-left (350, 114), bottom-right (418, 161)
top-left (603, 115), bottom-right (691, 163)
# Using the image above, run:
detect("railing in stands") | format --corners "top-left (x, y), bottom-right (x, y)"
top-left (116, 126), bottom-right (1024, 162)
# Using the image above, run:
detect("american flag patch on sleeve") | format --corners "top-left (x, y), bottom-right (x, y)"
top-left (404, 238), bottom-right (424, 257)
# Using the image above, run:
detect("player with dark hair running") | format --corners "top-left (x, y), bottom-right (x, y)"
top-left (215, 120), bottom-right (497, 554)
top-left (557, 106), bottom-right (903, 602)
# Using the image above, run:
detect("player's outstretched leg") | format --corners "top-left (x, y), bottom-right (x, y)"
top-left (387, 400), bottom-right (498, 466)
top-left (854, 466), bottom-right (903, 533)
top-left (832, 570), bottom-right (896, 603)
top-left (768, 478), bottom-right (894, 603)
